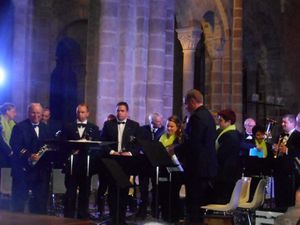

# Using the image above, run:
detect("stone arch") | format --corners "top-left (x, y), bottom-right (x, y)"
top-left (175, 0), bottom-right (230, 110)
top-left (49, 36), bottom-right (81, 123)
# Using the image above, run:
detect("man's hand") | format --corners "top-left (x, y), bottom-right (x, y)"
top-left (120, 151), bottom-right (132, 156)
top-left (279, 144), bottom-right (288, 154)
top-left (30, 153), bottom-right (40, 162)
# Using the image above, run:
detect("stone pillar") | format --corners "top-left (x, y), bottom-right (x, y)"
top-left (203, 20), bottom-right (225, 110)
top-left (232, 0), bottom-right (243, 127)
top-left (176, 27), bottom-right (202, 95)
top-left (11, 0), bottom-right (33, 120)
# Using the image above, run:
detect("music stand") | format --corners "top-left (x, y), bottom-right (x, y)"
top-left (101, 157), bottom-right (132, 225)
top-left (136, 139), bottom-right (177, 219)
top-left (66, 140), bottom-right (115, 176)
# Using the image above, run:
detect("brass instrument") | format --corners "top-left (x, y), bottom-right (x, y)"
top-left (273, 134), bottom-right (288, 158)
top-left (265, 117), bottom-right (277, 143)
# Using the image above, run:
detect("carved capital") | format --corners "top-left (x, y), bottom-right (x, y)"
top-left (176, 27), bottom-right (202, 50)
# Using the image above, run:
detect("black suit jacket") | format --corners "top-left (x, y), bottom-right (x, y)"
top-left (100, 119), bottom-right (140, 155)
top-left (175, 105), bottom-right (218, 179)
top-left (62, 122), bottom-right (100, 141)
top-left (61, 121), bottom-right (100, 173)
top-left (140, 124), bottom-right (165, 141)
top-left (277, 130), bottom-right (300, 174)
top-left (61, 121), bottom-right (100, 156)
top-left (216, 130), bottom-right (242, 182)
top-left (10, 119), bottom-right (51, 176)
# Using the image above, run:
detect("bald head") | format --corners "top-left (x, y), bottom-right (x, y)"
top-left (184, 89), bottom-right (204, 113)
top-left (28, 103), bottom-right (43, 124)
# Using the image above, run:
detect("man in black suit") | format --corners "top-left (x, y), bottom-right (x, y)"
top-left (273, 114), bottom-right (300, 209)
top-left (41, 107), bottom-right (62, 139)
top-left (174, 89), bottom-right (218, 223)
top-left (100, 101), bottom-right (140, 225)
top-left (10, 103), bottom-right (51, 214)
top-left (136, 112), bottom-right (165, 218)
top-left (62, 103), bottom-right (100, 219)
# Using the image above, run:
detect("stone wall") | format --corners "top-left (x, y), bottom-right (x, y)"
top-left (96, 0), bottom-right (175, 126)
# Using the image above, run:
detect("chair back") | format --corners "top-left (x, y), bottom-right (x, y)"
top-left (239, 177), bottom-right (251, 204)
top-left (248, 178), bottom-right (267, 209)
top-left (228, 179), bottom-right (243, 209)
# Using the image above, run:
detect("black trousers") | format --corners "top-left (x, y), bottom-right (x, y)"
top-left (138, 169), bottom-right (156, 213)
top-left (107, 183), bottom-right (129, 225)
top-left (64, 156), bottom-right (91, 219)
top-left (185, 176), bottom-right (214, 223)
top-left (11, 168), bottom-right (50, 214)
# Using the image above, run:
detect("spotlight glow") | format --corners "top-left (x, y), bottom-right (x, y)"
top-left (0, 67), bottom-right (5, 85)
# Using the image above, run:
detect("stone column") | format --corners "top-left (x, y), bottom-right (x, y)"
top-left (204, 21), bottom-right (225, 110)
top-left (11, 0), bottom-right (33, 120)
top-left (176, 27), bottom-right (202, 95)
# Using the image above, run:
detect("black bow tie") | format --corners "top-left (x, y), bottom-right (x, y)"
top-left (77, 123), bottom-right (86, 128)
top-left (117, 121), bottom-right (125, 125)
top-left (32, 124), bottom-right (39, 128)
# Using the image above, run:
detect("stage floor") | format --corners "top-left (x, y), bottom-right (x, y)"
top-left (0, 209), bottom-right (177, 225)
top-left (0, 210), bottom-right (94, 225)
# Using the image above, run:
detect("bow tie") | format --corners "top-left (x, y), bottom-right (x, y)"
top-left (77, 123), bottom-right (86, 128)
top-left (117, 121), bottom-right (125, 125)
top-left (32, 124), bottom-right (39, 128)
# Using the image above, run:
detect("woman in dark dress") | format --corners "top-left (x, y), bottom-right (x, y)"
top-left (158, 115), bottom-right (184, 223)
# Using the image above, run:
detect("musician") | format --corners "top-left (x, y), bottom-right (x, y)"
top-left (244, 125), bottom-right (273, 176)
top-left (62, 103), bottom-right (100, 219)
top-left (41, 107), bottom-right (62, 139)
top-left (243, 118), bottom-right (256, 140)
top-left (95, 113), bottom-right (116, 218)
top-left (296, 112), bottom-right (300, 132)
top-left (136, 112), bottom-right (165, 218)
top-left (214, 109), bottom-right (242, 203)
top-left (10, 103), bottom-right (51, 214)
top-left (0, 103), bottom-right (16, 167)
top-left (158, 115), bottom-right (184, 223)
top-left (273, 114), bottom-right (300, 209)
top-left (173, 89), bottom-right (218, 223)
top-left (100, 101), bottom-right (140, 225)
top-left (240, 118), bottom-right (256, 157)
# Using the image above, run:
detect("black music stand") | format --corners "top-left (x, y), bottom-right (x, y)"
top-left (101, 157), bottom-right (132, 225)
top-left (136, 139), bottom-right (177, 219)
top-left (66, 140), bottom-right (115, 176)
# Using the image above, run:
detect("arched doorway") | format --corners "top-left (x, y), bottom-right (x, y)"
top-left (49, 37), bottom-right (81, 123)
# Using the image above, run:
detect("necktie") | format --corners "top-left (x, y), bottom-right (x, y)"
top-left (32, 124), bottom-right (39, 137)
top-left (77, 123), bottom-right (86, 128)
top-left (151, 129), bottom-right (156, 140)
